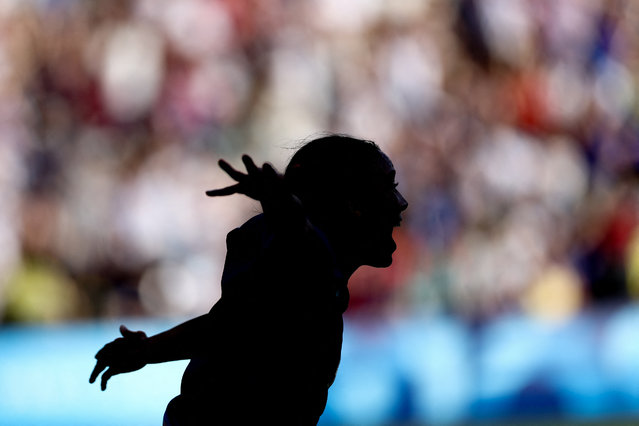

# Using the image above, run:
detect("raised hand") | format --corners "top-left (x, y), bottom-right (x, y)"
top-left (89, 325), bottom-right (148, 391)
top-left (206, 155), bottom-right (283, 202)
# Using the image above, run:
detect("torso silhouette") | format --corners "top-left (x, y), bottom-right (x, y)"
top-left (165, 213), bottom-right (349, 425)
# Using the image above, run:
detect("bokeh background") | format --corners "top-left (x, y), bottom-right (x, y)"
top-left (2, 0), bottom-right (639, 424)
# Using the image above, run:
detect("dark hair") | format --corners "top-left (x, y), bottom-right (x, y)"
top-left (284, 134), bottom-right (384, 222)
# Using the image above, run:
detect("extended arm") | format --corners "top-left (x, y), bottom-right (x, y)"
top-left (89, 313), bottom-right (215, 390)
top-left (144, 313), bottom-right (214, 362)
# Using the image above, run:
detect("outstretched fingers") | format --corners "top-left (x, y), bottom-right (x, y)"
top-left (100, 368), bottom-right (116, 391)
top-left (206, 184), bottom-right (242, 197)
top-left (206, 159), bottom-right (249, 197)
top-left (89, 359), bottom-right (107, 384)
top-left (241, 155), bottom-right (259, 175)
top-left (206, 155), bottom-right (282, 200)
top-left (262, 162), bottom-right (278, 178)
top-left (218, 159), bottom-right (246, 182)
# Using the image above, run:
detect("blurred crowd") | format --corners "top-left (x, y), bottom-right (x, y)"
top-left (2, 0), bottom-right (639, 324)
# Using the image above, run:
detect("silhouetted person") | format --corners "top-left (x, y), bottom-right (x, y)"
top-left (89, 135), bottom-right (408, 425)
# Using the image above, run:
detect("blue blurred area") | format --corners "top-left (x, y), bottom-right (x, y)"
top-left (0, 319), bottom-right (187, 426)
top-left (3, 307), bottom-right (639, 425)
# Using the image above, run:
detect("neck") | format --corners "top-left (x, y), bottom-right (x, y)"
top-left (316, 220), bottom-right (362, 280)
top-left (337, 257), bottom-right (359, 281)
top-left (326, 233), bottom-right (360, 280)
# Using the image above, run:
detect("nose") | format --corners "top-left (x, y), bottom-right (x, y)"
top-left (396, 190), bottom-right (408, 212)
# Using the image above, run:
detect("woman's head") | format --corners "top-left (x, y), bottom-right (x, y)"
top-left (285, 134), bottom-right (408, 268)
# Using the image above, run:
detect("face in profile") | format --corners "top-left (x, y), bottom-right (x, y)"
top-left (350, 152), bottom-right (408, 268)
top-left (284, 136), bottom-right (407, 270)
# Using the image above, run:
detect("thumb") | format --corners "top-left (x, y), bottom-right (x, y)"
top-left (120, 325), bottom-right (147, 339)
top-left (119, 325), bottom-right (132, 337)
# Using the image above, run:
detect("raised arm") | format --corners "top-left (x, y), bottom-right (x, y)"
top-left (206, 155), bottom-right (308, 231)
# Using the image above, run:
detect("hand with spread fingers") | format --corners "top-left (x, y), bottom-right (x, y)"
top-left (206, 155), bottom-right (284, 203)
top-left (89, 325), bottom-right (148, 391)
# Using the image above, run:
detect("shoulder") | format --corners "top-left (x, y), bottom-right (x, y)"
top-left (226, 214), bottom-right (266, 244)
top-left (224, 213), bottom-right (340, 282)
top-left (228, 213), bottom-right (331, 254)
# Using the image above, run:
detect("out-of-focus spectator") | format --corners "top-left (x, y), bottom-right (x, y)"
top-left (2, 0), bottom-right (639, 325)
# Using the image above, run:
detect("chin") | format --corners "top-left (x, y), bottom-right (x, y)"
top-left (359, 232), bottom-right (397, 267)
top-left (366, 244), bottom-right (396, 268)
top-left (374, 256), bottom-right (393, 268)
top-left (364, 254), bottom-right (393, 268)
